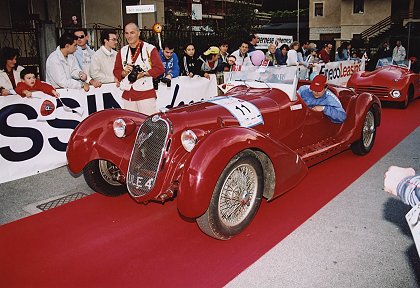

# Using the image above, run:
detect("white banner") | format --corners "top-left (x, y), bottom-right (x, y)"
top-left (256, 33), bottom-right (293, 50)
top-left (312, 59), bottom-right (366, 86)
top-left (0, 76), bottom-right (217, 183)
top-left (126, 5), bottom-right (155, 14)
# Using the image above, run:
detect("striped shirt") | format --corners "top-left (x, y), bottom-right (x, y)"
top-left (397, 175), bottom-right (420, 207)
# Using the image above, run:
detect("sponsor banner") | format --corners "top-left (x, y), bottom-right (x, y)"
top-left (0, 76), bottom-right (217, 184)
top-left (312, 59), bottom-right (366, 86)
top-left (256, 33), bottom-right (293, 50)
top-left (221, 60), bottom-right (365, 89)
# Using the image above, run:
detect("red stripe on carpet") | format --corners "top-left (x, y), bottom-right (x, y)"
top-left (1, 100), bottom-right (419, 287)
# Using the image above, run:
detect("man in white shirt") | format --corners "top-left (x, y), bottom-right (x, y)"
top-left (73, 28), bottom-right (101, 88)
top-left (392, 40), bottom-right (406, 62)
top-left (90, 29), bottom-right (118, 85)
top-left (46, 32), bottom-right (89, 91)
top-left (230, 41), bottom-right (252, 67)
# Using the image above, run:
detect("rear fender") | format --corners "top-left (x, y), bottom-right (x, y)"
top-left (66, 109), bottom-right (147, 174)
top-left (348, 92), bottom-right (381, 143)
top-left (177, 127), bottom-right (307, 218)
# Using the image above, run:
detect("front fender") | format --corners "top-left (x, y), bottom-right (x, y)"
top-left (66, 109), bottom-right (147, 174)
top-left (177, 127), bottom-right (307, 218)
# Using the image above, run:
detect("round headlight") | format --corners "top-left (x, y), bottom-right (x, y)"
top-left (113, 118), bottom-right (126, 138)
top-left (391, 90), bottom-right (401, 98)
top-left (181, 130), bottom-right (198, 152)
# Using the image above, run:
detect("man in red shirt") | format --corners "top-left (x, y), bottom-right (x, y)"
top-left (319, 43), bottom-right (333, 63)
top-left (113, 23), bottom-right (164, 114)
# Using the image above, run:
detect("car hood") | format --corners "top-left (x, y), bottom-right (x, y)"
top-left (357, 66), bottom-right (408, 83)
top-left (145, 87), bottom-right (304, 154)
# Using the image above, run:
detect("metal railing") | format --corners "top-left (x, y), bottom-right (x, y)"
top-left (59, 24), bottom-right (239, 57)
top-left (361, 16), bottom-right (393, 41)
top-left (0, 27), bottom-right (41, 71)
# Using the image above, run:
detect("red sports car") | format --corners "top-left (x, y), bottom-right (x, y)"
top-left (347, 57), bottom-right (420, 108)
top-left (67, 67), bottom-right (381, 240)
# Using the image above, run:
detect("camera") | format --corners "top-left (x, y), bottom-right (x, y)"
top-left (160, 77), bottom-right (171, 87)
top-left (153, 76), bottom-right (172, 90)
top-left (127, 65), bottom-right (144, 83)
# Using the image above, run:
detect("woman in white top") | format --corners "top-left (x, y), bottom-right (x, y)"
top-left (286, 41), bottom-right (302, 66)
top-left (0, 47), bottom-right (24, 95)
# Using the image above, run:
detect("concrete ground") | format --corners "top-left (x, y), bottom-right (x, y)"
top-left (0, 127), bottom-right (419, 287)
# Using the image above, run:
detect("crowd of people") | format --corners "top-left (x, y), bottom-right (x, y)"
top-left (0, 25), bottom-right (409, 115)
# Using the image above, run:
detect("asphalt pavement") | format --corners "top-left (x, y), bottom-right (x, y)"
top-left (0, 127), bottom-right (419, 287)
top-left (227, 127), bottom-right (420, 287)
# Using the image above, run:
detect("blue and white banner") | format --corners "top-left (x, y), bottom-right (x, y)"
top-left (0, 76), bottom-right (218, 183)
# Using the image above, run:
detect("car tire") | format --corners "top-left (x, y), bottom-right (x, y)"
top-left (351, 109), bottom-right (376, 155)
top-left (196, 150), bottom-right (263, 240)
top-left (400, 94), bottom-right (409, 109)
top-left (83, 160), bottom-right (127, 197)
top-left (401, 85), bottom-right (414, 109)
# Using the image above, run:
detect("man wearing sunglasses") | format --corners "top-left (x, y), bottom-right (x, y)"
top-left (73, 29), bottom-right (101, 88)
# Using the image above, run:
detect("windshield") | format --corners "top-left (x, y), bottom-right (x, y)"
top-left (376, 57), bottom-right (411, 69)
top-left (223, 66), bottom-right (300, 101)
top-left (225, 66), bottom-right (302, 84)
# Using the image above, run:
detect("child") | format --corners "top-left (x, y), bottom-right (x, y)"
top-left (15, 69), bottom-right (59, 98)
top-left (222, 55), bottom-right (236, 72)
top-left (181, 43), bottom-right (200, 77)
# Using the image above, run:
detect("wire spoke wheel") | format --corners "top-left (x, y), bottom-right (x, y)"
top-left (362, 110), bottom-right (375, 149)
top-left (351, 108), bottom-right (377, 156)
top-left (98, 159), bottom-right (122, 186)
top-left (218, 163), bottom-right (258, 227)
top-left (83, 160), bottom-right (127, 197)
top-left (196, 150), bottom-right (263, 240)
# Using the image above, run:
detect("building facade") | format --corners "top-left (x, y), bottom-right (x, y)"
top-left (309, 0), bottom-right (418, 41)
top-left (0, 0), bottom-right (165, 31)
top-left (309, 0), bottom-right (393, 41)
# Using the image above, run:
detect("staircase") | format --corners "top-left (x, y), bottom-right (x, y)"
top-left (361, 16), bottom-right (394, 42)
top-left (361, 10), bottom-right (420, 46)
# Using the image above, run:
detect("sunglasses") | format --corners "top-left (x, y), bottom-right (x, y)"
top-left (76, 35), bottom-right (85, 39)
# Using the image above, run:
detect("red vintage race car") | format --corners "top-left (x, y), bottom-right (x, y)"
top-left (67, 67), bottom-right (381, 240)
top-left (347, 57), bottom-right (420, 108)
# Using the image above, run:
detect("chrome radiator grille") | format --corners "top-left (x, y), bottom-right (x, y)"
top-left (127, 117), bottom-right (169, 197)
top-left (355, 86), bottom-right (389, 98)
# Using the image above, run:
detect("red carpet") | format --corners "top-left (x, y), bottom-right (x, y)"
top-left (1, 100), bottom-right (419, 287)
